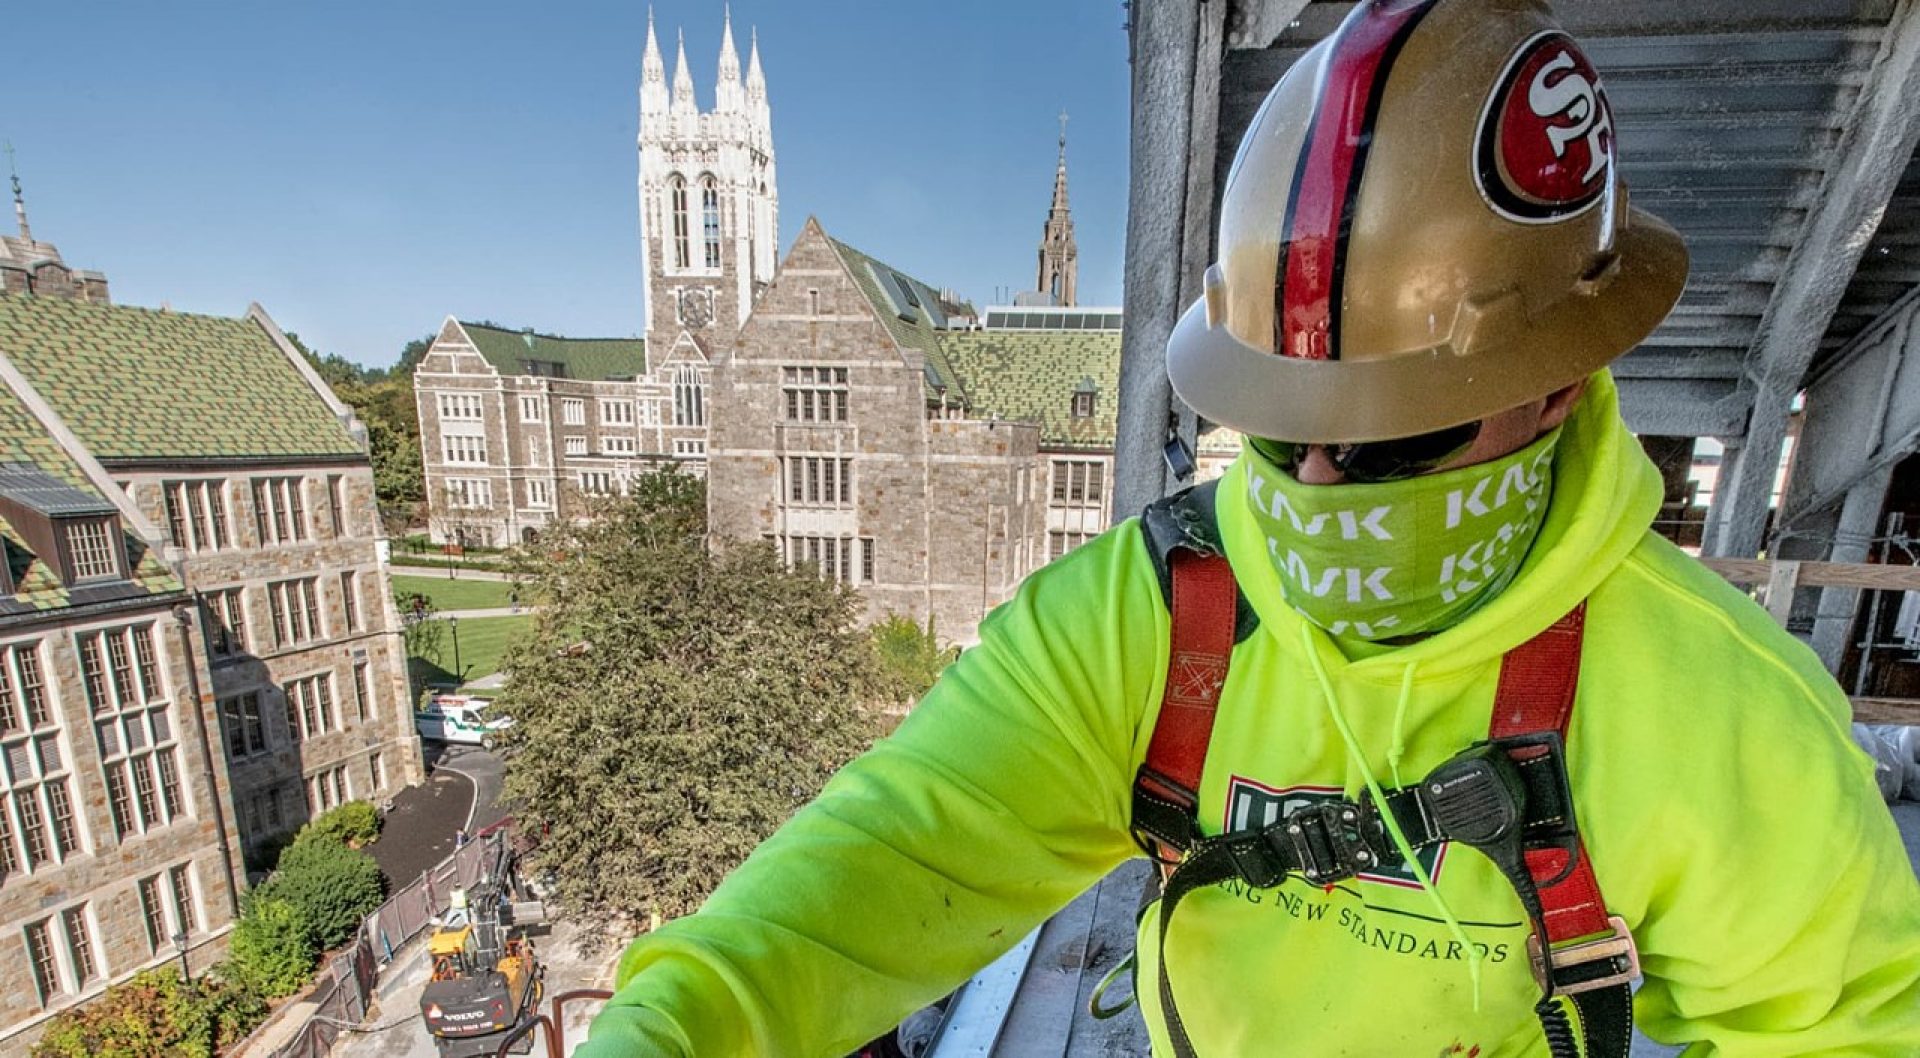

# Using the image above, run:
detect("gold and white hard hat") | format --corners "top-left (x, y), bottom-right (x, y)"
top-left (1167, 0), bottom-right (1689, 444)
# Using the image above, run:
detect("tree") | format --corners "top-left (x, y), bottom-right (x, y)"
top-left (497, 467), bottom-right (883, 921)
top-left (286, 331), bottom-right (431, 528)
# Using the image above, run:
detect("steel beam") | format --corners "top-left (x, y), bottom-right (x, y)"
top-left (1705, 0), bottom-right (1920, 557)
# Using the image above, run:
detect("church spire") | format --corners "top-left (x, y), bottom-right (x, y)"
top-left (1036, 111), bottom-right (1078, 306)
top-left (5, 142), bottom-right (30, 245)
top-left (671, 29), bottom-right (697, 115)
top-left (716, 5), bottom-right (743, 112)
top-left (641, 8), bottom-right (668, 117)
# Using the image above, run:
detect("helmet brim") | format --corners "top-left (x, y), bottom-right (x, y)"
top-left (1167, 208), bottom-right (1690, 445)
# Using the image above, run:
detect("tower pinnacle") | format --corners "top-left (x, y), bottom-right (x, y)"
top-left (716, 5), bottom-right (743, 112)
top-left (671, 29), bottom-right (696, 114)
top-left (5, 142), bottom-right (30, 244)
top-left (641, 8), bottom-right (668, 116)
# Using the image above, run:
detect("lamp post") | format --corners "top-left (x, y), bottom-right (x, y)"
top-left (172, 931), bottom-right (191, 985)
top-left (449, 615), bottom-right (463, 684)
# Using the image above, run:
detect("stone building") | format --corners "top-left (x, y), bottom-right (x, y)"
top-left (415, 10), bottom-right (775, 543)
top-left (415, 320), bottom-right (687, 545)
top-left (0, 221), bottom-right (420, 1051)
top-left (0, 373), bottom-right (244, 1051)
top-left (0, 292), bottom-right (425, 869)
top-left (707, 217), bottom-right (1134, 643)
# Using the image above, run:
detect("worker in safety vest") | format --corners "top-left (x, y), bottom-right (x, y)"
top-left (580, 1), bottom-right (1920, 1054)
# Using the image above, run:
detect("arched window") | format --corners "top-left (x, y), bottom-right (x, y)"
top-left (701, 177), bottom-right (722, 269)
top-left (670, 176), bottom-right (690, 270)
top-left (674, 365), bottom-right (705, 427)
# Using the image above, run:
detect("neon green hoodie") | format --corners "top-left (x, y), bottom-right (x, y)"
top-left (580, 375), bottom-right (1920, 1056)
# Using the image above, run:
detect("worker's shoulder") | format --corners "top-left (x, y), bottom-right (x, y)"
top-left (990, 510), bottom-right (1167, 641)
top-left (1586, 531), bottom-right (1851, 734)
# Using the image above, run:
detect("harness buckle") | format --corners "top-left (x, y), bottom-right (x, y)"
top-left (1528, 915), bottom-right (1641, 996)
top-left (1276, 801), bottom-right (1379, 885)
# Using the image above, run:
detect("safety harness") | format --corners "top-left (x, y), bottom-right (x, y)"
top-left (1123, 482), bottom-right (1639, 1058)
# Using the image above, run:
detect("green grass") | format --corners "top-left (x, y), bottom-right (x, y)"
top-left (390, 574), bottom-right (518, 613)
top-left (408, 614), bottom-right (536, 689)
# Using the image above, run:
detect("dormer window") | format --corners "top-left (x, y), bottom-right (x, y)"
top-left (0, 462), bottom-right (126, 589)
top-left (64, 519), bottom-right (121, 581)
top-left (1071, 377), bottom-right (1098, 419)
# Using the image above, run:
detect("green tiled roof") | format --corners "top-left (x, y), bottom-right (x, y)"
top-left (938, 330), bottom-right (1122, 449)
top-left (461, 322), bottom-right (647, 381)
top-left (0, 294), bottom-right (362, 461)
top-left (0, 383), bottom-right (180, 612)
top-left (825, 238), bottom-right (968, 396)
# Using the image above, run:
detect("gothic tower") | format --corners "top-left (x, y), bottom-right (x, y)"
top-left (1036, 113), bottom-right (1078, 307)
top-left (638, 7), bottom-right (778, 351)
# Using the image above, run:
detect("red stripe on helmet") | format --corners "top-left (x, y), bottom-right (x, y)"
top-left (1277, 0), bottom-right (1436, 361)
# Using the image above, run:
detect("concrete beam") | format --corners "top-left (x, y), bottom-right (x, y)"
top-left (1705, 0), bottom-right (1920, 557)
top-left (1114, 0), bottom-right (1226, 518)
top-left (1776, 285), bottom-right (1920, 527)
top-left (1617, 377), bottom-right (1751, 438)
top-left (1226, 0), bottom-right (1313, 50)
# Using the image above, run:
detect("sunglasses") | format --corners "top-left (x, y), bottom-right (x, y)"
top-left (1249, 420), bottom-right (1483, 484)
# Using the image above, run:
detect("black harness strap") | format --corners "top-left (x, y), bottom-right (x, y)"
top-left (1129, 487), bottom-right (1636, 1058)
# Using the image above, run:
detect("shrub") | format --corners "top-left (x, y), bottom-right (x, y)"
top-left (30, 967), bottom-right (263, 1058)
top-left (300, 801), bottom-right (381, 849)
top-left (871, 614), bottom-right (960, 704)
top-left (256, 835), bottom-right (384, 951)
top-left (228, 896), bottom-right (316, 999)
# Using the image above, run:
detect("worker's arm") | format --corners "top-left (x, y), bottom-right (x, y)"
top-left (1614, 598), bottom-right (1920, 1054)
top-left (576, 526), bottom-right (1164, 1058)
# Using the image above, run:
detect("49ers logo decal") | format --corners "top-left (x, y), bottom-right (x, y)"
top-left (1475, 31), bottom-right (1615, 223)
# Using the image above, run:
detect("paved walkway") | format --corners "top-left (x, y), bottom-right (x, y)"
top-left (389, 565), bottom-right (514, 583)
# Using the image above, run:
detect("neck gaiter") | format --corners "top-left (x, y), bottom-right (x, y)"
top-left (1242, 429), bottom-right (1561, 640)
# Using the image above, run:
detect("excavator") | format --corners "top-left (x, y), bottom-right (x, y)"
top-left (419, 829), bottom-right (545, 1057)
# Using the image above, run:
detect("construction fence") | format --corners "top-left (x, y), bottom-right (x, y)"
top-left (258, 825), bottom-right (505, 1058)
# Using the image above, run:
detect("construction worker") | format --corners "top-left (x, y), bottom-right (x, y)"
top-left (580, 1), bottom-right (1920, 1054)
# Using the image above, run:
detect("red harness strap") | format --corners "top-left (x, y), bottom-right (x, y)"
top-left (1489, 603), bottom-right (1614, 944)
top-left (1137, 549), bottom-right (1237, 816)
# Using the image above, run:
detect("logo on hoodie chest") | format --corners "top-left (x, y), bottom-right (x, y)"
top-left (1225, 776), bottom-right (1449, 889)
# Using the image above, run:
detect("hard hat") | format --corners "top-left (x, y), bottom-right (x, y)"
top-left (1166, 0), bottom-right (1689, 444)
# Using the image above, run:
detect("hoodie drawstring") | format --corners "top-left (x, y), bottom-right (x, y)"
top-left (1299, 622), bottom-right (1485, 1011)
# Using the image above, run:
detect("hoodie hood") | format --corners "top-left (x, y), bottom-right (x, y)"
top-left (1217, 371), bottom-right (1663, 681)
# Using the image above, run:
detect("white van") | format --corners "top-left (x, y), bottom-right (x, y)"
top-left (415, 694), bottom-right (511, 749)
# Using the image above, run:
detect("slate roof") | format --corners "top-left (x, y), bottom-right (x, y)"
top-left (0, 294), bottom-right (362, 462)
top-left (939, 329), bottom-right (1122, 449)
top-left (460, 322), bottom-right (648, 381)
top-left (0, 382), bottom-right (180, 614)
top-left (825, 238), bottom-right (968, 396)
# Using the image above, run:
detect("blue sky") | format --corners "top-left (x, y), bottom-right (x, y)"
top-left (4, 1), bottom-right (1131, 369)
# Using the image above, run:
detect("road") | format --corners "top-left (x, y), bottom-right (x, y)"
top-left (367, 744), bottom-right (508, 891)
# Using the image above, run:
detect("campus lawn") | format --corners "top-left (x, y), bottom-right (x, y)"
top-left (408, 614), bottom-right (536, 689)
top-left (390, 574), bottom-right (519, 613)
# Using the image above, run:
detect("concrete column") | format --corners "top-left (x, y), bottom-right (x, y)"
top-left (1113, 0), bottom-right (1224, 520)
top-left (1810, 466), bottom-right (1894, 672)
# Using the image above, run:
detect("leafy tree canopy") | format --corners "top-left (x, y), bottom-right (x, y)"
top-left (497, 468), bottom-right (884, 921)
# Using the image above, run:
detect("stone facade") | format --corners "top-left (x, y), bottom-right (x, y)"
top-left (416, 320), bottom-right (706, 546)
top-left (112, 464), bottom-right (420, 865)
top-left (709, 219), bottom-right (1059, 643)
top-left (0, 606), bottom-right (239, 1053)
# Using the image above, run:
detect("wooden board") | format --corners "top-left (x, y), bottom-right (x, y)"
top-left (1852, 698), bottom-right (1920, 726)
